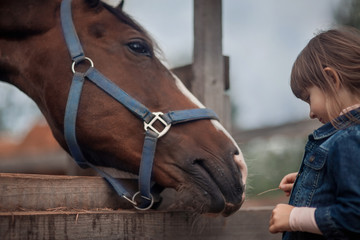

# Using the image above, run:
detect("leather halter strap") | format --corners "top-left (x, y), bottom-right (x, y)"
top-left (60, 0), bottom-right (219, 210)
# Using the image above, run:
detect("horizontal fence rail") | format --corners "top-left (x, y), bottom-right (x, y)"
top-left (0, 173), bottom-right (280, 240)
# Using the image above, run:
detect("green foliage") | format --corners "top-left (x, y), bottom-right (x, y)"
top-left (241, 136), bottom-right (307, 198)
top-left (335, 0), bottom-right (360, 28)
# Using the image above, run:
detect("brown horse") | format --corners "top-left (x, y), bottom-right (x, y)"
top-left (0, 0), bottom-right (247, 216)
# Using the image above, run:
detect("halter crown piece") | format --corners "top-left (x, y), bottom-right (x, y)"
top-left (61, 0), bottom-right (219, 210)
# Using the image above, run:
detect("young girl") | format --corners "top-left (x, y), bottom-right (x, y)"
top-left (269, 27), bottom-right (360, 239)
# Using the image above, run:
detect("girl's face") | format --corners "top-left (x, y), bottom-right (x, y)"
top-left (305, 86), bottom-right (330, 124)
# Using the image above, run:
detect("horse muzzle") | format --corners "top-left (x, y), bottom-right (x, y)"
top-left (180, 152), bottom-right (246, 216)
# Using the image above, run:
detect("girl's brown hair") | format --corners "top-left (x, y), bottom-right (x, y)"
top-left (291, 26), bottom-right (360, 125)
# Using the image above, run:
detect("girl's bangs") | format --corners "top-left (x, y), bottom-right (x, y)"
top-left (290, 57), bottom-right (312, 100)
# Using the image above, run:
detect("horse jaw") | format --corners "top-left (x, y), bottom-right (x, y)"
top-left (171, 72), bottom-right (247, 215)
top-left (172, 72), bottom-right (247, 184)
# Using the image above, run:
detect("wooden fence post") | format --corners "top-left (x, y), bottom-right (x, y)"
top-left (193, 0), bottom-right (231, 131)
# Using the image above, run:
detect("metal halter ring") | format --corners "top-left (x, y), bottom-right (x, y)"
top-left (71, 57), bottom-right (94, 73)
top-left (132, 192), bottom-right (154, 211)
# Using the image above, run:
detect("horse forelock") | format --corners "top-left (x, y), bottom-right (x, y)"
top-left (101, 2), bottom-right (160, 52)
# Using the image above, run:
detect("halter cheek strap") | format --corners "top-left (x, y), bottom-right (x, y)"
top-left (61, 0), bottom-right (219, 210)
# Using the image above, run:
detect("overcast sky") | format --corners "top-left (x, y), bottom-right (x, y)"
top-left (123, 0), bottom-right (342, 129)
top-left (0, 0), bottom-right (342, 136)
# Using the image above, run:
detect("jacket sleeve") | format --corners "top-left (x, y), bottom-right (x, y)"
top-left (315, 130), bottom-right (360, 239)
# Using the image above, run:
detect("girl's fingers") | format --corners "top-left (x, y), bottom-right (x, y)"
top-left (279, 183), bottom-right (293, 192)
top-left (279, 172), bottom-right (298, 194)
top-left (279, 172), bottom-right (298, 185)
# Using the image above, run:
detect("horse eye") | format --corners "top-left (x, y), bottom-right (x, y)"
top-left (126, 41), bottom-right (152, 57)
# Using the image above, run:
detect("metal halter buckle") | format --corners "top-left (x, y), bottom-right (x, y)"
top-left (122, 195), bottom-right (138, 206)
top-left (144, 112), bottom-right (171, 138)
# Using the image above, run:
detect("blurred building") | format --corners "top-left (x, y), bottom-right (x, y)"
top-left (0, 119), bottom-right (92, 175)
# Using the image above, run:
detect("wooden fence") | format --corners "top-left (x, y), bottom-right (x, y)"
top-left (0, 173), bottom-right (280, 240)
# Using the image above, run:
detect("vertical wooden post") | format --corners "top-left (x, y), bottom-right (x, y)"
top-left (193, 0), bottom-right (231, 131)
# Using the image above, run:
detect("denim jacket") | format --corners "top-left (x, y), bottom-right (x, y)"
top-left (283, 110), bottom-right (360, 240)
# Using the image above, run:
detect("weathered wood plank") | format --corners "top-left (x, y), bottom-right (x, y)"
top-left (0, 208), bottom-right (280, 240)
top-left (193, 0), bottom-right (232, 131)
top-left (171, 64), bottom-right (193, 90)
top-left (223, 94), bottom-right (232, 133)
top-left (223, 55), bottom-right (230, 90)
top-left (0, 174), bottom-right (280, 239)
top-left (171, 55), bottom-right (229, 92)
top-left (0, 173), bottom-right (137, 211)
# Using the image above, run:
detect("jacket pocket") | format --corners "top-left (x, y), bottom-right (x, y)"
top-left (301, 147), bottom-right (327, 189)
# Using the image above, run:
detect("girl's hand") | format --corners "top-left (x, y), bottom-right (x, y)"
top-left (279, 172), bottom-right (298, 197)
top-left (269, 204), bottom-right (294, 233)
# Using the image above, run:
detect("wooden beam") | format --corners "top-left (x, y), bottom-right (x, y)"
top-left (171, 55), bottom-right (229, 92)
top-left (0, 173), bottom-right (280, 239)
top-left (193, 0), bottom-right (224, 103)
top-left (223, 55), bottom-right (230, 90)
top-left (193, 0), bottom-right (232, 131)
top-left (171, 64), bottom-right (193, 90)
top-left (0, 173), bottom-right (137, 211)
top-left (0, 208), bottom-right (280, 240)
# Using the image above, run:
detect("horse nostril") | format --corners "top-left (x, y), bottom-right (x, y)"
top-left (192, 158), bottom-right (204, 165)
top-left (234, 149), bottom-right (239, 155)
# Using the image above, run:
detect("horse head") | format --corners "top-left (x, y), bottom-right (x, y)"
top-left (0, 0), bottom-right (247, 216)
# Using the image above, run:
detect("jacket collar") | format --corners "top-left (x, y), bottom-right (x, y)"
top-left (312, 108), bottom-right (360, 140)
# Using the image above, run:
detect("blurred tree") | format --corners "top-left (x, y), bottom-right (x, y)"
top-left (335, 0), bottom-right (360, 28)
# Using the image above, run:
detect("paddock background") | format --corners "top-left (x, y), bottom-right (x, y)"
top-left (0, 0), bottom-right (320, 239)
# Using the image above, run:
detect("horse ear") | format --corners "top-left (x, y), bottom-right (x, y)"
top-left (100, 0), bottom-right (124, 9)
top-left (116, 0), bottom-right (125, 10)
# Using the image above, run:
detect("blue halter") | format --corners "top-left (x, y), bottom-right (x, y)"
top-left (60, 0), bottom-right (219, 210)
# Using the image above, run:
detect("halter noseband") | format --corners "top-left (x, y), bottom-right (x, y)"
top-left (60, 0), bottom-right (219, 210)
